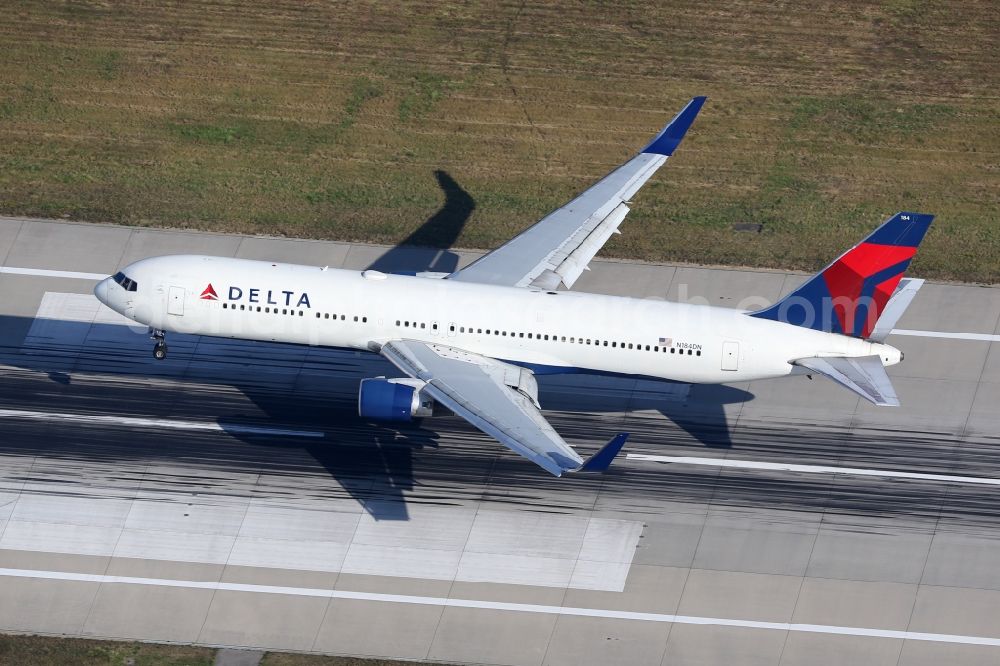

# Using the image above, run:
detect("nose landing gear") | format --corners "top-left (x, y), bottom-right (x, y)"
top-left (150, 328), bottom-right (168, 360)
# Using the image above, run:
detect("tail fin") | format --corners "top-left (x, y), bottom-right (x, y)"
top-left (750, 212), bottom-right (933, 338)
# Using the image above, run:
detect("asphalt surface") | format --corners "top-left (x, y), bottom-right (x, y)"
top-left (0, 216), bottom-right (999, 665)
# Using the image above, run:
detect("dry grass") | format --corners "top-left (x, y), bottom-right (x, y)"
top-left (0, 633), bottom-right (441, 665)
top-left (0, 1), bottom-right (997, 281)
top-left (261, 654), bottom-right (435, 666)
top-left (0, 634), bottom-right (214, 665)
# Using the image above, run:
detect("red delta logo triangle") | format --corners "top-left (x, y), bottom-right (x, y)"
top-left (200, 283), bottom-right (219, 300)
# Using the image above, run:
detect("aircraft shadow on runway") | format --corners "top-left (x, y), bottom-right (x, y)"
top-left (365, 170), bottom-right (475, 275)
top-left (9, 316), bottom-right (999, 528)
top-left (0, 310), bottom-right (756, 521)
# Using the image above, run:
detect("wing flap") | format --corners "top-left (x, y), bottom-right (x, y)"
top-left (379, 340), bottom-right (585, 475)
top-left (794, 355), bottom-right (900, 407)
top-left (528, 202), bottom-right (630, 290)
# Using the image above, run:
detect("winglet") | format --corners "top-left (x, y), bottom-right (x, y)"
top-left (580, 433), bottom-right (629, 472)
top-left (641, 96), bottom-right (707, 156)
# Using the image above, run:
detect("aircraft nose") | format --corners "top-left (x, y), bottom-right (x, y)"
top-left (94, 277), bottom-right (111, 306)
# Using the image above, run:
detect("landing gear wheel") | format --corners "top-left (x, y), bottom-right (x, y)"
top-left (149, 328), bottom-right (167, 360)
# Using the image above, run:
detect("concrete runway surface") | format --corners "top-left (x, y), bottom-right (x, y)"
top-left (0, 216), bottom-right (999, 665)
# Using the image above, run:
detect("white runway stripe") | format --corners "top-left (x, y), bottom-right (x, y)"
top-left (891, 328), bottom-right (1000, 342)
top-left (0, 266), bottom-right (108, 281)
top-left (0, 408), bottom-right (324, 438)
top-left (627, 454), bottom-right (1000, 486)
top-left (1, 567), bottom-right (998, 647)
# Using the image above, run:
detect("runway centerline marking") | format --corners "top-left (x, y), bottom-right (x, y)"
top-left (0, 266), bottom-right (108, 281)
top-left (0, 567), bottom-right (998, 647)
top-left (0, 408), bottom-right (324, 439)
top-left (891, 328), bottom-right (1000, 342)
top-left (626, 454), bottom-right (1000, 486)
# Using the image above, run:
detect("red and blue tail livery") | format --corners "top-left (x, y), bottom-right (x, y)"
top-left (750, 212), bottom-right (934, 339)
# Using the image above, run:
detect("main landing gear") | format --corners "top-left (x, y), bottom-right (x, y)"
top-left (150, 328), bottom-right (168, 360)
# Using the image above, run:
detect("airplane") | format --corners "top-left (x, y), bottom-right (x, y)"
top-left (94, 97), bottom-right (934, 477)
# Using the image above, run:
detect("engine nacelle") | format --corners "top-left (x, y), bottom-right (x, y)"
top-left (358, 377), bottom-right (435, 422)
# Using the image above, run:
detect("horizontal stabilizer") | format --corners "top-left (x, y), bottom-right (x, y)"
top-left (794, 355), bottom-right (899, 406)
top-left (868, 278), bottom-right (924, 342)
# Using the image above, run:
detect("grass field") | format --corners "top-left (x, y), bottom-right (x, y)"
top-left (0, 1), bottom-right (997, 282)
top-left (0, 633), bottom-right (429, 666)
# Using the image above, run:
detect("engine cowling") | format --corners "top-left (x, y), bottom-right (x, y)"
top-left (358, 377), bottom-right (434, 422)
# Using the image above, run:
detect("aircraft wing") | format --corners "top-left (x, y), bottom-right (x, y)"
top-left (794, 355), bottom-right (900, 407)
top-left (378, 339), bottom-right (627, 476)
top-left (448, 97), bottom-right (706, 290)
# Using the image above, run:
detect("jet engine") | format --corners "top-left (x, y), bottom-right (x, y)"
top-left (358, 377), bottom-right (435, 422)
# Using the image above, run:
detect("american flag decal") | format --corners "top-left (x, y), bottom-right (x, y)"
top-left (659, 337), bottom-right (673, 346)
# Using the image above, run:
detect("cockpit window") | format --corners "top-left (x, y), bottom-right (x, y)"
top-left (112, 271), bottom-right (138, 292)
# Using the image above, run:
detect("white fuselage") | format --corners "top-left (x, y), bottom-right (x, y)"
top-left (95, 255), bottom-right (901, 384)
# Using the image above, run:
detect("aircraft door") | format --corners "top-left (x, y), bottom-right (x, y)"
top-left (721, 341), bottom-right (739, 371)
top-left (167, 286), bottom-right (185, 316)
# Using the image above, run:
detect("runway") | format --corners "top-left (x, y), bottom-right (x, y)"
top-left (0, 216), bottom-right (999, 664)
